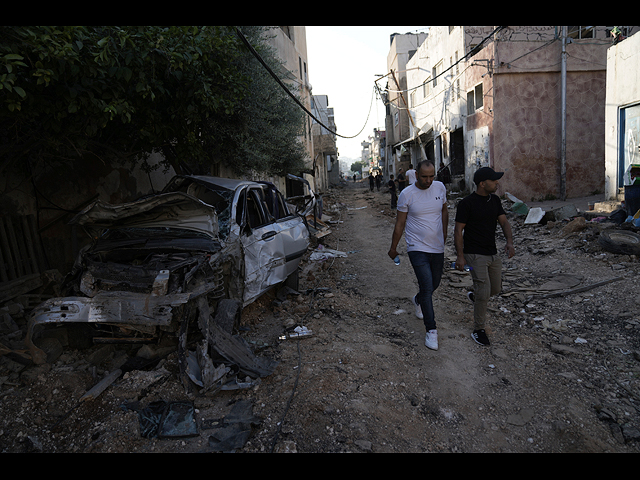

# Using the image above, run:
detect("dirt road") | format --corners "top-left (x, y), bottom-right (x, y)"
top-left (237, 180), bottom-right (640, 453)
top-left (2, 180), bottom-right (639, 453)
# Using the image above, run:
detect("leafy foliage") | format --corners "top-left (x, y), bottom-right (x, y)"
top-left (191, 26), bottom-right (308, 177)
top-left (0, 26), bottom-right (307, 177)
top-left (351, 161), bottom-right (366, 173)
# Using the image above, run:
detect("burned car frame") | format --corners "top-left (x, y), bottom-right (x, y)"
top-left (26, 175), bottom-right (311, 390)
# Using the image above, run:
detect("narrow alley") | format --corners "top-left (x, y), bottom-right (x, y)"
top-left (2, 180), bottom-right (640, 453)
top-left (239, 180), bottom-right (640, 452)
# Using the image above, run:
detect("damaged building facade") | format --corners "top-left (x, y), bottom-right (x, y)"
top-left (311, 94), bottom-right (339, 190)
top-left (381, 31), bottom-right (429, 181)
top-left (383, 26), bottom-right (640, 202)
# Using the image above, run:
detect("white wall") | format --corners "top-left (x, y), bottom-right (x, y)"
top-left (605, 32), bottom-right (640, 200)
top-left (406, 27), bottom-right (466, 141)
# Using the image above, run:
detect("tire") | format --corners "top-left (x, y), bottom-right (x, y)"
top-left (598, 229), bottom-right (640, 256)
top-left (213, 299), bottom-right (242, 334)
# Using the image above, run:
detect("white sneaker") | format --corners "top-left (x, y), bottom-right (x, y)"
top-left (425, 329), bottom-right (438, 350)
top-left (413, 294), bottom-right (423, 319)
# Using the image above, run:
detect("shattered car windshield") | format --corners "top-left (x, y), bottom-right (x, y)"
top-left (209, 190), bottom-right (233, 240)
top-left (162, 178), bottom-right (234, 240)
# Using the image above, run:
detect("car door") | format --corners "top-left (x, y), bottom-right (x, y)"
top-left (261, 184), bottom-right (308, 280)
top-left (237, 185), bottom-right (287, 305)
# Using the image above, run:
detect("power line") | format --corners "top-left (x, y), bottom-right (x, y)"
top-left (235, 27), bottom-right (374, 140)
top-left (378, 26), bottom-right (508, 95)
top-left (501, 37), bottom-right (558, 67)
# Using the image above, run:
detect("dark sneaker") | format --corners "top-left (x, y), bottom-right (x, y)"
top-left (472, 329), bottom-right (490, 346)
top-left (467, 291), bottom-right (475, 303)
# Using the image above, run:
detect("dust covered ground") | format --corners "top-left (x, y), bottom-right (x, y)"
top-left (2, 180), bottom-right (640, 453)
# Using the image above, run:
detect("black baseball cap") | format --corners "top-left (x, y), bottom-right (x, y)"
top-left (474, 167), bottom-right (504, 185)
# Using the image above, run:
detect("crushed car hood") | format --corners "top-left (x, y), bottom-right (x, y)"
top-left (69, 191), bottom-right (219, 238)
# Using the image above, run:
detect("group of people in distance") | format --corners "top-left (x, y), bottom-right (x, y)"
top-left (387, 162), bottom-right (515, 350)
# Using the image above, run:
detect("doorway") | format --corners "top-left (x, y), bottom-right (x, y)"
top-left (619, 103), bottom-right (640, 188)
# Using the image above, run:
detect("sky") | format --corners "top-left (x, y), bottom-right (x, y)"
top-left (305, 26), bottom-right (427, 164)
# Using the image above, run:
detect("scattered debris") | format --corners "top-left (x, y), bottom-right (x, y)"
top-left (533, 276), bottom-right (624, 299)
top-left (310, 245), bottom-right (347, 261)
top-left (279, 325), bottom-right (313, 340)
top-left (205, 399), bottom-right (262, 452)
top-left (548, 204), bottom-right (579, 222)
top-left (123, 400), bottom-right (199, 439)
top-left (2, 183), bottom-right (639, 453)
top-left (524, 207), bottom-right (545, 224)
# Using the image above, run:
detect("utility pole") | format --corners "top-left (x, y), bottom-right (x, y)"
top-left (560, 26), bottom-right (567, 201)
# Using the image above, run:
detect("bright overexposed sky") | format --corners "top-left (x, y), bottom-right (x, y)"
top-left (305, 26), bottom-right (427, 163)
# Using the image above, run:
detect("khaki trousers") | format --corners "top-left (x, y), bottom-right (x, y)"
top-left (464, 253), bottom-right (502, 330)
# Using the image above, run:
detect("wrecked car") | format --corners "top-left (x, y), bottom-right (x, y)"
top-left (26, 175), bottom-right (311, 390)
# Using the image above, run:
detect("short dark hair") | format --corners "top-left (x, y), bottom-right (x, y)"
top-left (417, 160), bottom-right (435, 171)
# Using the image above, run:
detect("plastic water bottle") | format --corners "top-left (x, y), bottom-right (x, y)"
top-left (393, 255), bottom-right (400, 266)
top-left (450, 262), bottom-right (472, 272)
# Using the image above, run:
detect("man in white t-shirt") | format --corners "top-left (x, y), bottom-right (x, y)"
top-left (406, 164), bottom-right (416, 186)
top-left (388, 161), bottom-right (448, 350)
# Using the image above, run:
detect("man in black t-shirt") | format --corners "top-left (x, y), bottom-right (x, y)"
top-left (388, 174), bottom-right (397, 209)
top-left (397, 168), bottom-right (406, 191)
top-left (454, 167), bottom-right (515, 346)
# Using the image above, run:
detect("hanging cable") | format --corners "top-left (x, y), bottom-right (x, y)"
top-left (377, 26), bottom-right (508, 95)
top-left (501, 37), bottom-right (558, 68)
top-left (235, 27), bottom-right (375, 140)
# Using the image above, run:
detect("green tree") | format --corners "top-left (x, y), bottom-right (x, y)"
top-left (350, 160), bottom-right (365, 173)
top-left (0, 26), bottom-right (307, 177)
top-left (194, 26), bottom-right (308, 177)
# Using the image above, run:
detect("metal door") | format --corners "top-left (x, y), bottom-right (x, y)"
top-left (620, 103), bottom-right (640, 187)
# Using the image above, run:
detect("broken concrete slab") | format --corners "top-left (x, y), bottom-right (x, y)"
top-left (524, 207), bottom-right (545, 225)
top-left (593, 201), bottom-right (624, 213)
top-left (546, 204), bottom-right (579, 222)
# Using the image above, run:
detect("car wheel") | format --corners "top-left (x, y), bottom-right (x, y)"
top-left (598, 229), bottom-right (640, 256)
top-left (213, 299), bottom-right (241, 334)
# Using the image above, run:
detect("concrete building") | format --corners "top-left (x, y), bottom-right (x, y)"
top-left (381, 31), bottom-right (428, 181)
top-left (604, 29), bottom-right (640, 205)
top-left (373, 129), bottom-right (386, 176)
top-left (359, 129), bottom-right (385, 177)
top-left (265, 26), bottom-right (315, 196)
top-left (311, 95), bottom-right (339, 190)
top-left (402, 26), bottom-right (639, 202)
top-left (405, 26), bottom-right (466, 187)
top-left (361, 138), bottom-right (372, 169)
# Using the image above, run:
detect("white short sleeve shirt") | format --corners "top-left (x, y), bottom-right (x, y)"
top-left (397, 181), bottom-right (447, 253)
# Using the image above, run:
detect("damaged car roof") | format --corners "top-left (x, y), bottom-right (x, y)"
top-left (70, 191), bottom-right (220, 239)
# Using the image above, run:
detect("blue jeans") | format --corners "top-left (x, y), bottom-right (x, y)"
top-left (407, 251), bottom-right (444, 331)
